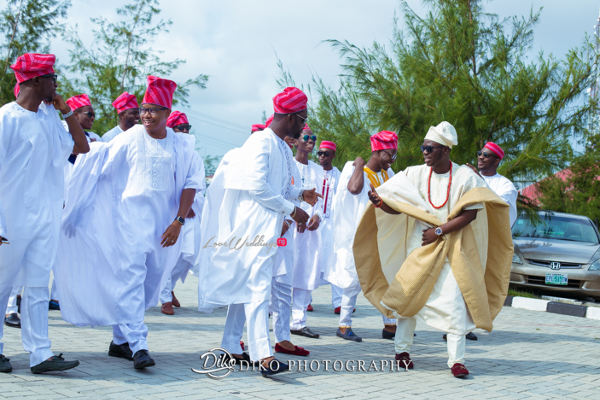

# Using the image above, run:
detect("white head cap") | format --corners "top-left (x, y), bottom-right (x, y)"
top-left (424, 121), bottom-right (458, 148)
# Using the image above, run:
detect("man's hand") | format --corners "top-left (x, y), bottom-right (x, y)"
top-left (161, 222), bottom-right (182, 247)
top-left (422, 228), bottom-right (439, 246)
top-left (368, 183), bottom-right (382, 207)
top-left (301, 188), bottom-right (322, 206)
top-left (352, 156), bottom-right (366, 168)
top-left (186, 208), bottom-right (196, 219)
top-left (291, 206), bottom-right (309, 226)
top-left (465, 163), bottom-right (481, 178)
top-left (307, 215), bottom-right (320, 231)
top-left (50, 94), bottom-right (71, 115)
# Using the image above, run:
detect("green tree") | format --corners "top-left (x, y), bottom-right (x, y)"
top-left (0, 0), bottom-right (70, 105)
top-left (289, 0), bottom-right (599, 197)
top-left (61, 0), bottom-right (208, 135)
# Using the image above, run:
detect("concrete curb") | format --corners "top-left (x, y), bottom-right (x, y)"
top-left (504, 296), bottom-right (600, 320)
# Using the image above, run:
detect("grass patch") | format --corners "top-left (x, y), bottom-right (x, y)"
top-left (508, 287), bottom-right (540, 299)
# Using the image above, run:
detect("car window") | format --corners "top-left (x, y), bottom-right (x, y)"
top-left (512, 214), bottom-right (599, 244)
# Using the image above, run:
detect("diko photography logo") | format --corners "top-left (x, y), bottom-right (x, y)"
top-left (203, 234), bottom-right (286, 254)
top-left (192, 348), bottom-right (412, 380)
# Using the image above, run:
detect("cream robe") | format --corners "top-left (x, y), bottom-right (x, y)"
top-left (197, 128), bottom-right (302, 312)
top-left (53, 126), bottom-right (202, 326)
top-left (323, 161), bottom-right (394, 289)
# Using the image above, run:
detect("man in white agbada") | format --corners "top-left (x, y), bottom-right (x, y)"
top-left (53, 75), bottom-right (203, 370)
top-left (289, 124), bottom-right (323, 340)
top-left (0, 53), bottom-right (89, 374)
top-left (324, 131), bottom-right (398, 342)
top-left (197, 87), bottom-right (321, 376)
top-left (160, 111), bottom-right (206, 315)
top-left (100, 92), bottom-right (140, 142)
top-left (315, 141), bottom-right (343, 313)
top-left (363, 121), bottom-right (513, 378)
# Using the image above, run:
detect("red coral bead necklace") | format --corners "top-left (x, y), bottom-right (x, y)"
top-left (428, 161), bottom-right (452, 209)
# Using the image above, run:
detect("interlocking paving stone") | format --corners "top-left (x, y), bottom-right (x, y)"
top-left (1, 275), bottom-right (600, 399)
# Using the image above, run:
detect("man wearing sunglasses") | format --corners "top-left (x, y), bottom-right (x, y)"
top-left (197, 87), bottom-right (321, 376)
top-left (53, 75), bottom-right (203, 370)
top-left (101, 92), bottom-right (140, 143)
top-left (359, 121), bottom-right (513, 378)
top-left (289, 124), bottom-right (323, 340)
top-left (0, 53), bottom-right (89, 374)
top-left (325, 131), bottom-right (398, 343)
top-left (159, 111), bottom-right (206, 316)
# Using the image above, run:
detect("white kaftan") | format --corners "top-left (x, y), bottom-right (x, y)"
top-left (101, 125), bottom-right (123, 142)
top-left (324, 162), bottom-right (394, 289)
top-left (482, 173), bottom-right (518, 227)
top-left (197, 128), bottom-right (303, 312)
top-left (53, 126), bottom-right (202, 326)
top-left (315, 166), bottom-right (340, 276)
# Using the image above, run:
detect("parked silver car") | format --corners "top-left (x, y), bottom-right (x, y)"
top-left (510, 211), bottom-right (600, 301)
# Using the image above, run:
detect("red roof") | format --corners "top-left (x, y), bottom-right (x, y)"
top-left (520, 169), bottom-right (572, 204)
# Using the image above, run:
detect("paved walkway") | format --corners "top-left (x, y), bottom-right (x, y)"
top-left (2, 276), bottom-right (600, 399)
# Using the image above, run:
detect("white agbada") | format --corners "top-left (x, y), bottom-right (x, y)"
top-left (197, 128), bottom-right (302, 312)
top-left (323, 161), bottom-right (394, 289)
top-left (0, 102), bottom-right (74, 287)
top-left (315, 166), bottom-right (341, 273)
top-left (482, 173), bottom-right (518, 227)
top-left (381, 163), bottom-right (485, 335)
top-left (291, 159), bottom-right (322, 291)
top-left (160, 154), bottom-right (206, 301)
top-left (53, 125), bottom-right (202, 326)
top-left (101, 125), bottom-right (123, 142)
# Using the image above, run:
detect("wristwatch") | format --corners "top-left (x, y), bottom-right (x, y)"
top-left (434, 227), bottom-right (443, 236)
top-left (174, 216), bottom-right (185, 225)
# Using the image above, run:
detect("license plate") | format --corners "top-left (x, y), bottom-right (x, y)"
top-left (545, 273), bottom-right (568, 285)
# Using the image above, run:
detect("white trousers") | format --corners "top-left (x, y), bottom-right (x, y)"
top-left (112, 321), bottom-right (149, 355)
top-left (395, 316), bottom-right (465, 368)
top-left (271, 280), bottom-right (291, 343)
top-left (0, 287), bottom-right (54, 367)
top-left (159, 275), bottom-right (174, 304)
top-left (338, 278), bottom-right (362, 328)
top-left (50, 277), bottom-right (58, 301)
top-left (290, 288), bottom-right (312, 330)
top-left (221, 300), bottom-right (272, 361)
top-left (331, 284), bottom-right (343, 308)
top-left (6, 286), bottom-right (22, 315)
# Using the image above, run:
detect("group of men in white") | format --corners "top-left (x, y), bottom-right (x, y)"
top-left (0, 53), bottom-right (517, 378)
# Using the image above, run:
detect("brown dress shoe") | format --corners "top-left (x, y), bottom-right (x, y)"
top-left (395, 352), bottom-right (414, 369)
top-left (171, 292), bottom-right (181, 307)
top-left (161, 302), bottom-right (174, 315)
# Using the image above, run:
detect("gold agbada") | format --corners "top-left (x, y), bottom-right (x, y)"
top-left (353, 186), bottom-right (513, 332)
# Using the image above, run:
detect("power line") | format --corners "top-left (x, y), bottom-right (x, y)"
top-left (182, 109), bottom-right (250, 135)
top-left (182, 108), bottom-right (249, 130)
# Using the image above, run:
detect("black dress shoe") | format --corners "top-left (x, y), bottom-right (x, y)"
top-left (220, 352), bottom-right (259, 368)
top-left (133, 350), bottom-right (155, 369)
top-left (466, 332), bottom-right (478, 341)
top-left (382, 328), bottom-right (395, 340)
top-left (4, 313), bottom-right (20, 329)
top-left (290, 327), bottom-right (320, 339)
top-left (0, 354), bottom-right (12, 373)
top-left (31, 353), bottom-right (79, 374)
top-left (108, 341), bottom-right (133, 361)
top-left (260, 359), bottom-right (290, 377)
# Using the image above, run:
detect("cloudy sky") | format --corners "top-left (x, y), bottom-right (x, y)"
top-left (5, 0), bottom-right (600, 157)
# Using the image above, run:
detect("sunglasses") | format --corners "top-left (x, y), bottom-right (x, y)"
top-left (75, 111), bottom-right (95, 118)
top-left (296, 113), bottom-right (308, 123)
top-left (381, 150), bottom-right (397, 161)
top-left (317, 151), bottom-right (331, 157)
top-left (175, 124), bottom-right (192, 131)
top-left (303, 135), bottom-right (317, 142)
top-left (39, 73), bottom-right (57, 84)
top-left (477, 151), bottom-right (498, 159)
top-left (139, 107), bottom-right (167, 116)
top-left (420, 145), bottom-right (445, 153)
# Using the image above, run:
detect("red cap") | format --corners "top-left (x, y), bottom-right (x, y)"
top-left (319, 141), bottom-right (336, 151)
top-left (251, 124), bottom-right (265, 133)
top-left (265, 114), bottom-right (274, 127)
top-left (370, 130), bottom-right (398, 152)
top-left (112, 92), bottom-right (139, 113)
top-left (303, 123), bottom-right (311, 131)
top-left (273, 87), bottom-right (307, 114)
top-left (142, 75), bottom-right (177, 109)
top-left (66, 94), bottom-right (92, 111)
top-left (166, 111), bottom-right (189, 128)
top-left (484, 142), bottom-right (504, 160)
top-left (10, 53), bottom-right (55, 83)
top-left (13, 83), bottom-right (19, 99)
